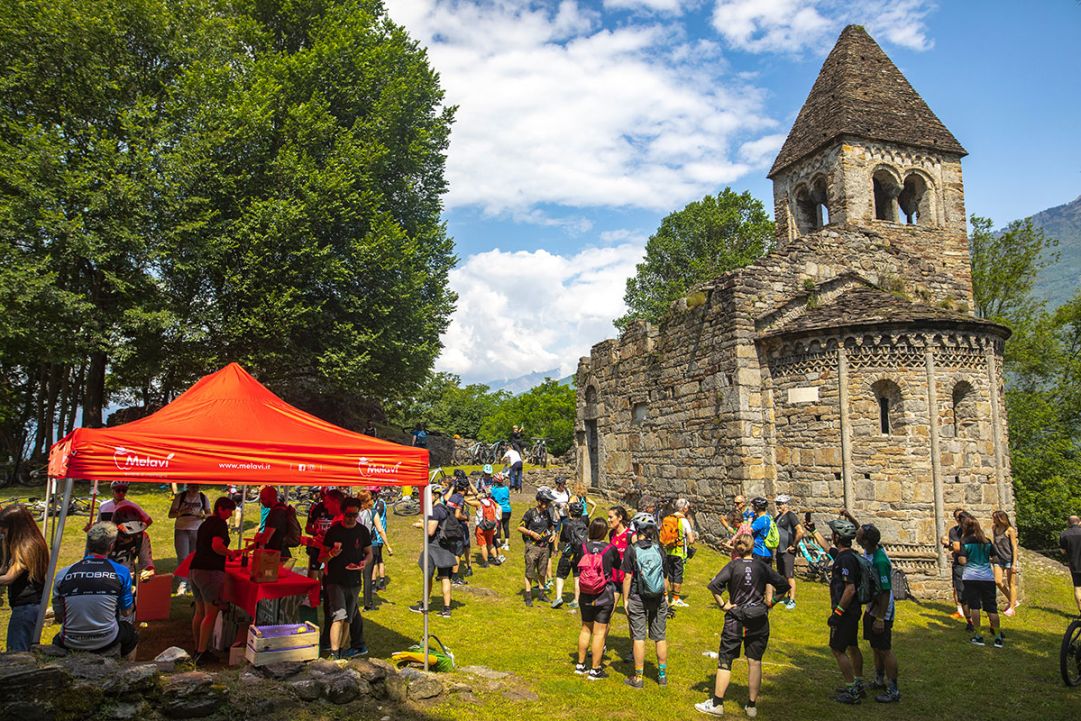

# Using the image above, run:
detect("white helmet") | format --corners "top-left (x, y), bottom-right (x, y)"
top-left (631, 512), bottom-right (657, 530)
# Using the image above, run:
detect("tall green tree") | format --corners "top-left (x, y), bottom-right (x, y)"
top-left (616, 188), bottom-right (773, 331)
top-left (970, 214), bottom-right (1080, 547)
top-left (479, 379), bottom-right (576, 457)
top-left (386, 372), bottom-right (508, 439)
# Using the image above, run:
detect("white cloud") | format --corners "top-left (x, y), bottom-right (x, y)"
top-left (436, 243), bottom-right (646, 383)
top-left (711, 0), bottom-right (934, 54)
top-left (386, 0), bottom-right (775, 215)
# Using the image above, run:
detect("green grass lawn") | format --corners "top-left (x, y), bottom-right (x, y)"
top-left (2, 481), bottom-right (1077, 720)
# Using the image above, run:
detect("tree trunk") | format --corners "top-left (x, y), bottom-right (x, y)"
top-left (83, 352), bottom-right (107, 428)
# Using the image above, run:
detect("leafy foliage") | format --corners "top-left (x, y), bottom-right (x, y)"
top-left (971, 215), bottom-right (1081, 547)
top-left (386, 372), bottom-right (509, 440)
top-left (479, 379), bottom-right (576, 457)
top-left (0, 0), bottom-right (456, 475)
top-left (615, 188), bottom-right (773, 331)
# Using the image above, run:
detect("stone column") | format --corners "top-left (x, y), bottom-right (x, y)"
top-left (837, 346), bottom-right (853, 508)
top-left (925, 347), bottom-right (946, 574)
top-left (986, 347), bottom-right (1007, 507)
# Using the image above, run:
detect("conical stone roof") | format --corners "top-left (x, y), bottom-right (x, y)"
top-left (768, 25), bottom-right (966, 177)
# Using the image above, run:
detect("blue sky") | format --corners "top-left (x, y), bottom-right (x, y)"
top-left (384, 0), bottom-right (1081, 384)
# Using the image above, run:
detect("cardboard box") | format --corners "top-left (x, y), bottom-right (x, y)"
top-left (136, 573), bottom-right (173, 622)
top-left (249, 549), bottom-right (281, 583)
top-left (228, 642), bottom-right (246, 667)
top-left (245, 622), bottom-right (319, 666)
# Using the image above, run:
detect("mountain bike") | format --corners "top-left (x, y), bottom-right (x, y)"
top-left (527, 437), bottom-right (549, 467)
top-left (1062, 616), bottom-right (1081, 687)
top-left (797, 535), bottom-right (832, 583)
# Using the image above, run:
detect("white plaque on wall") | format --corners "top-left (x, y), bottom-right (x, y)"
top-left (788, 386), bottom-right (819, 404)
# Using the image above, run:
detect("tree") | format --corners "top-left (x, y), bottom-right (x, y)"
top-left (969, 214), bottom-right (1080, 547)
top-left (479, 379), bottom-right (577, 457)
top-left (386, 372), bottom-right (508, 439)
top-left (615, 188), bottom-right (773, 331)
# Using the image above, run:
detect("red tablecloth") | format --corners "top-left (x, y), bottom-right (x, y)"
top-left (174, 553), bottom-right (320, 618)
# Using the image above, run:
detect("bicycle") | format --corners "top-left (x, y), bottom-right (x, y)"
top-left (797, 535), bottom-right (832, 583)
top-left (527, 437), bottom-right (549, 467)
top-left (393, 496), bottom-right (422, 516)
top-left (1062, 616), bottom-right (1081, 687)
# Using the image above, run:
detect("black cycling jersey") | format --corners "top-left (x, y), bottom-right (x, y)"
top-left (708, 557), bottom-right (790, 606)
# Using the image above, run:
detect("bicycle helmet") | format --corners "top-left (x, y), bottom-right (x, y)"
top-left (568, 500), bottom-right (585, 518)
top-left (453, 469), bottom-right (467, 480)
top-left (775, 494), bottom-right (792, 505)
top-left (482, 464), bottom-right (493, 475)
top-left (535, 486), bottom-right (556, 503)
top-left (112, 505), bottom-right (147, 535)
top-left (110, 481), bottom-right (129, 491)
top-left (750, 496), bottom-right (769, 511)
top-left (430, 484), bottom-right (445, 497)
top-left (827, 518), bottom-right (858, 540)
top-left (554, 476), bottom-right (567, 486)
top-left (631, 512), bottom-right (657, 530)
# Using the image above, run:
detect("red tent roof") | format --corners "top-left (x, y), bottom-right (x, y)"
top-left (48, 363), bottom-right (428, 486)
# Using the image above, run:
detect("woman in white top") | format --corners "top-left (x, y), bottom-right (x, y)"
top-left (169, 485), bottom-right (209, 592)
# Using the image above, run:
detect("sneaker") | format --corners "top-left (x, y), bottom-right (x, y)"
top-left (574, 663), bottom-right (588, 675)
top-left (537, 594), bottom-right (552, 604)
top-left (993, 635), bottom-right (1004, 648)
top-left (1002, 607), bottom-right (1015, 617)
top-left (625, 675), bottom-right (645, 689)
top-left (524, 596), bottom-right (534, 608)
top-left (657, 674), bottom-right (668, 687)
top-left (551, 597), bottom-right (565, 609)
top-left (869, 676), bottom-right (887, 690)
top-left (672, 598), bottom-right (690, 608)
top-left (501, 542), bottom-right (509, 551)
top-left (464, 567), bottom-right (474, 577)
top-left (568, 600), bottom-right (580, 610)
top-left (694, 699), bottom-right (724, 716)
top-left (437, 607), bottom-right (451, 618)
top-left (587, 668), bottom-right (608, 681)
top-left (452, 577), bottom-right (467, 587)
top-left (785, 599), bottom-right (796, 610)
top-left (409, 603), bottom-right (426, 614)
top-left (363, 604), bottom-right (375, 612)
top-left (834, 690), bottom-right (862, 705)
top-left (175, 582), bottom-right (189, 596)
top-left (834, 682), bottom-right (865, 698)
top-left (322, 650), bottom-right (341, 661)
top-left (342, 645), bottom-right (368, 658)
top-left (194, 650), bottom-right (220, 667)
top-left (544, 580), bottom-right (553, 591)
top-left (970, 635), bottom-right (985, 646)
top-left (479, 562), bottom-right (489, 569)
top-left (743, 705), bottom-right (758, 718)
top-left (875, 687), bottom-right (901, 703)
top-left (498, 555), bottom-right (507, 563)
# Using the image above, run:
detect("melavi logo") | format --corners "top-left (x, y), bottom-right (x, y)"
top-left (357, 456), bottom-right (402, 479)
top-left (113, 446), bottom-right (175, 472)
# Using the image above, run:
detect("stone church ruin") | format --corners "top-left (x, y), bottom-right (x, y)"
top-left (574, 26), bottom-right (1012, 596)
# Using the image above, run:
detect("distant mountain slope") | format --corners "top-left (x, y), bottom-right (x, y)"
top-left (1016, 194), bottom-right (1081, 309)
top-left (483, 368), bottom-right (560, 395)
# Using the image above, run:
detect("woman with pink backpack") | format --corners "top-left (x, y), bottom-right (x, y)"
top-left (572, 517), bottom-right (621, 680)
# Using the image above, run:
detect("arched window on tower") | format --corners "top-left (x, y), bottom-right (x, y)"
top-left (872, 169), bottom-right (901, 222)
top-left (794, 178), bottom-right (829, 234)
top-left (871, 379), bottom-right (903, 435)
top-left (898, 173), bottom-right (930, 225)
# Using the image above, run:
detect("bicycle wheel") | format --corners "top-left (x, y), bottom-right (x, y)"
top-left (1062, 619), bottom-right (1081, 687)
top-left (393, 498), bottom-right (420, 516)
top-left (538, 446), bottom-right (547, 468)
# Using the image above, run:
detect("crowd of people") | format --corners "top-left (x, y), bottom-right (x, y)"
top-left (1, 472), bottom-right (1080, 718)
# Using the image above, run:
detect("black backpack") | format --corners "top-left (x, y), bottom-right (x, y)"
top-left (562, 518), bottom-right (588, 555)
top-left (892, 568), bottom-right (915, 601)
top-left (437, 507), bottom-right (465, 545)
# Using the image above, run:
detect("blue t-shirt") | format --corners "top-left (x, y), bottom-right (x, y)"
top-left (490, 485), bottom-right (511, 513)
top-left (960, 537), bottom-right (994, 581)
top-left (751, 514), bottom-right (773, 558)
top-left (370, 499), bottom-right (387, 547)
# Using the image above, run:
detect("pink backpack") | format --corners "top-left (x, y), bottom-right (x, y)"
top-left (578, 543), bottom-right (612, 595)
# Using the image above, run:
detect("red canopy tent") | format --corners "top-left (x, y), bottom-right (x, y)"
top-left (41, 363), bottom-right (438, 664)
top-left (48, 362), bottom-right (429, 486)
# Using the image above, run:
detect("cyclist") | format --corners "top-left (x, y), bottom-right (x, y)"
top-left (607, 506), bottom-right (632, 609)
top-left (474, 488), bottom-right (502, 569)
top-left (410, 484), bottom-right (459, 619)
top-left (572, 480), bottom-right (598, 519)
top-left (168, 484), bottom-right (210, 594)
top-left (92, 481), bottom-right (153, 529)
top-left (825, 518), bottom-right (865, 704)
top-left (518, 487), bottom-right (556, 607)
top-left (954, 514), bottom-right (1004, 648)
top-left (510, 424), bottom-right (526, 454)
top-left (942, 508), bottom-right (972, 628)
top-left (370, 490), bottom-right (393, 592)
top-left (109, 505), bottom-right (156, 582)
top-left (572, 517), bottom-right (620, 680)
top-left (695, 534), bottom-right (789, 718)
top-left (662, 498), bottom-right (695, 608)
top-left (622, 512), bottom-right (669, 688)
top-left (773, 495), bottom-right (803, 609)
top-left (855, 522), bottom-right (900, 703)
top-left (719, 495), bottom-right (751, 549)
top-left (477, 464), bottom-right (495, 494)
top-left (410, 423), bottom-right (428, 449)
top-left (749, 498), bottom-right (773, 566)
top-left (1061, 515), bottom-right (1081, 615)
top-left (490, 473), bottom-right (512, 553)
top-left (553, 500), bottom-right (589, 609)
top-left (503, 446), bottom-right (524, 493)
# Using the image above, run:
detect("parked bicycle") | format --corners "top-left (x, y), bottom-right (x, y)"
top-left (1062, 616), bottom-right (1081, 687)
top-left (526, 437), bottom-right (549, 467)
top-left (27, 495), bottom-right (92, 522)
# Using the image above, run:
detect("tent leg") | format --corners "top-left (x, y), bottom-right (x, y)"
top-left (422, 484), bottom-right (431, 672)
top-left (42, 476), bottom-right (54, 544)
top-left (237, 485), bottom-right (246, 547)
top-left (35, 477), bottom-right (73, 646)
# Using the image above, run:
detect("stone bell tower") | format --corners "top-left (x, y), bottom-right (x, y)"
top-left (768, 25), bottom-right (973, 305)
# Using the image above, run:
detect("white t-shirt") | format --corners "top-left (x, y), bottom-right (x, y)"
top-left (170, 490), bottom-right (210, 531)
top-left (503, 449), bottom-right (522, 466)
top-left (551, 489), bottom-right (571, 518)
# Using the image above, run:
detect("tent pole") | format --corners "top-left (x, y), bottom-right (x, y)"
top-left (35, 476), bottom-right (73, 645)
top-left (42, 475), bottom-right (54, 544)
top-left (238, 484), bottom-right (246, 547)
top-left (422, 483), bottom-right (431, 672)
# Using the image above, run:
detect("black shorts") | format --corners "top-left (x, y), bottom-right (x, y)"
top-left (776, 551), bottom-right (796, 578)
top-left (435, 566), bottom-right (454, 580)
top-left (556, 552), bottom-right (579, 580)
top-left (1072, 571), bottom-right (1081, 588)
top-left (719, 616), bottom-right (769, 664)
top-left (952, 563), bottom-right (965, 595)
top-left (862, 613), bottom-right (893, 651)
top-left (370, 545), bottom-right (384, 565)
top-left (580, 600), bottom-right (613, 625)
top-left (829, 612), bottom-right (861, 652)
top-left (307, 545), bottom-right (322, 571)
top-left (664, 555), bottom-right (685, 584)
top-left (962, 579), bottom-right (998, 613)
